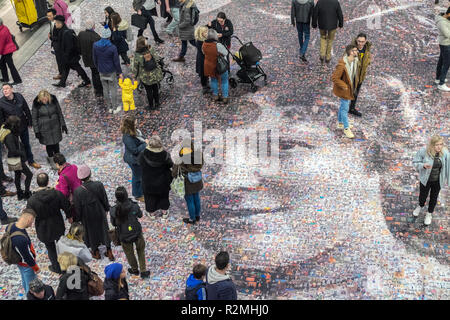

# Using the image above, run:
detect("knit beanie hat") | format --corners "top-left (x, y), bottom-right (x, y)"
top-left (77, 164), bottom-right (91, 180)
top-left (101, 25), bottom-right (112, 39)
top-left (104, 263), bottom-right (123, 280)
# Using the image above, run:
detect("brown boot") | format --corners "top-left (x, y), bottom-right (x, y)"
top-left (53, 74), bottom-right (62, 80)
top-left (106, 248), bottom-right (115, 261)
top-left (172, 56), bottom-right (185, 62)
top-left (91, 250), bottom-right (101, 260)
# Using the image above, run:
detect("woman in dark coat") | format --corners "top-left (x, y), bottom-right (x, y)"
top-left (121, 115), bottom-right (147, 202)
top-left (172, 139), bottom-right (203, 225)
top-left (103, 6), bottom-right (115, 29)
top-left (56, 252), bottom-right (90, 300)
top-left (31, 90), bottom-right (67, 170)
top-left (195, 25), bottom-right (210, 94)
top-left (138, 135), bottom-right (173, 218)
top-left (2, 115), bottom-right (33, 200)
top-left (73, 164), bottom-right (114, 261)
top-left (207, 12), bottom-right (234, 49)
top-left (110, 12), bottom-right (131, 66)
top-left (104, 263), bottom-right (129, 300)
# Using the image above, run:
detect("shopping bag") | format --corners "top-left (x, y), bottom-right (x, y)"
top-left (171, 166), bottom-right (185, 198)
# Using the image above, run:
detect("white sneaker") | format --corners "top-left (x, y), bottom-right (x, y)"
top-left (437, 84), bottom-right (450, 91)
top-left (424, 212), bottom-right (432, 226)
top-left (113, 106), bottom-right (122, 114)
top-left (434, 79), bottom-right (448, 84)
top-left (412, 206), bottom-right (422, 217)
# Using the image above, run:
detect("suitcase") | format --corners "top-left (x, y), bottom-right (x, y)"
top-left (12, 0), bottom-right (38, 26)
top-left (131, 13), bottom-right (148, 30)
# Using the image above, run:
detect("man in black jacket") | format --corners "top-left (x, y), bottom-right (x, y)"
top-left (0, 83), bottom-right (40, 169)
top-left (291, 0), bottom-right (314, 62)
top-left (312, 0), bottom-right (344, 64)
top-left (78, 20), bottom-right (103, 97)
top-left (206, 251), bottom-right (237, 300)
top-left (26, 172), bottom-right (71, 274)
top-left (53, 15), bottom-right (91, 88)
top-left (47, 8), bottom-right (63, 81)
top-left (27, 278), bottom-right (55, 300)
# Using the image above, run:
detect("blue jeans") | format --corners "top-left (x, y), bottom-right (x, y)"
top-left (184, 192), bottom-right (201, 221)
top-left (338, 99), bottom-right (350, 129)
top-left (436, 44), bottom-right (450, 85)
top-left (296, 22), bottom-right (310, 56)
top-left (180, 40), bottom-right (196, 57)
top-left (19, 129), bottom-right (34, 164)
top-left (166, 7), bottom-right (180, 34)
top-left (210, 71), bottom-right (229, 98)
top-left (129, 163), bottom-right (143, 198)
top-left (17, 265), bottom-right (36, 294)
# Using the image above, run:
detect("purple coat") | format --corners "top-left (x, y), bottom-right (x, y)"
top-left (55, 163), bottom-right (81, 199)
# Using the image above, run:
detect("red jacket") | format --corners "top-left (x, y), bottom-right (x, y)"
top-left (0, 25), bottom-right (17, 55)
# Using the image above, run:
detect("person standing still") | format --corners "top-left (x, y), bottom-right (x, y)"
top-left (291, 0), bottom-right (314, 62)
top-left (312, 0), bottom-right (344, 64)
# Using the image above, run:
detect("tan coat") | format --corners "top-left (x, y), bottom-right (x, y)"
top-left (332, 57), bottom-right (359, 100)
top-left (352, 39), bottom-right (372, 84)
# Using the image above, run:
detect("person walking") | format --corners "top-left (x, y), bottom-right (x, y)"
top-left (349, 33), bottom-right (372, 117)
top-left (55, 252), bottom-right (90, 300)
top-left (73, 164), bottom-right (114, 261)
top-left (291, 0), bottom-right (314, 62)
top-left (133, 0), bottom-right (165, 44)
top-left (172, 0), bottom-right (198, 62)
top-left (312, 0), bottom-right (344, 64)
top-left (31, 90), bottom-right (67, 170)
top-left (110, 13), bottom-right (131, 66)
top-left (202, 29), bottom-right (229, 103)
top-left (54, 153), bottom-right (81, 220)
top-left (53, 0), bottom-right (73, 26)
top-left (195, 26), bottom-right (210, 94)
top-left (52, 15), bottom-right (91, 88)
top-left (47, 9), bottom-right (63, 81)
top-left (172, 139), bottom-right (203, 225)
top-left (110, 186), bottom-right (150, 278)
top-left (207, 12), bottom-right (234, 50)
top-left (412, 135), bottom-right (450, 225)
top-left (3, 116), bottom-right (33, 200)
top-left (104, 263), bottom-right (130, 300)
top-left (435, 7), bottom-right (450, 91)
top-left (27, 278), bottom-right (55, 300)
top-left (93, 25), bottom-right (124, 114)
top-left (0, 18), bottom-right (22, 85)
top-left (121, 115), bottom-right (146, 202)
top-left (56, 222), bottom-right (92, 263)
top-left (0, 83), bottom-right (40, 169)
top-left (138, 135), bottom-right (173, 218)
top-left (78, 20), bottom-right (104, 97)
top-left (7, 208), bottom-right (39, 294)
top-left (206, 251), bottom-right (237, 300)
top-left (26, 172), bottom-right (71, 274)
top-left (165, 0), bottom-right (181, 37)
top-left (131, 37), bottom-right (163, 110)
top-left (331, 44), bottom-right (359, 139)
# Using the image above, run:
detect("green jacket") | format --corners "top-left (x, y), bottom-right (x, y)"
top-left (352, 39), bottom-right (372, 85)
top-left (131, 47), bottom-right (163, 85)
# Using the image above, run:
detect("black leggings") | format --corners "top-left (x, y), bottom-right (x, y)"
top-left (119, 52), bottom-right (130, 65)
top-left (419, 179), bottom-right (441, 213)
top-left (14, 162), bottom-right (33, 193)
top-left (143, 83), bottom-right (160, 109)
top-left (46, 144), bottom-right (60, 157)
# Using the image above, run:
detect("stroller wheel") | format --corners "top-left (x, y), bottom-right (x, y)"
top-left (251, 84), bottom-right (258, 93)
top-left (229, 78), bottom-right (237, 89)
top-left (166, 76), bottom-right (174, 85)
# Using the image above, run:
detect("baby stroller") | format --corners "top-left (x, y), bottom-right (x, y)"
top-left (227, 36), bottom-right (267, 93)
top-left (137, 58), bottom-right (174, 93)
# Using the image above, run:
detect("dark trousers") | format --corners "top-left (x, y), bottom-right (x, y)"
top-left (436, 44), bottom-right (450, 85)
top-left (143, 83), bottom-right (159, 109)
top-left (46, 144), bottom-right (60, 157)
top-left (0, 53), bottom-right (21, 83)
top-left (419, 180), bottom-right (441, 213)
top-left (180, 40), bottom-right (196, 57)
top-left (349, 83), bottom-right (362, 110)
top-left (44, 241), bottom-right (61, 273)
top-left (60, 62), bottom-right (90, 86)
top-left (137, 8), bottom-right (160, 41)
top-left (119, 52), bottom-right (131, 65)
top-left (54, 50), bottom-right (63, 75)
top-left (121, 234), bottom-right (146, 273)
top-left (0, 142), bottom-right (6, 178)
top-left (200, 74), bottom-right (209, 87)
top-left (14, 162), bottom-right (33, 193)
top-left (296, 22), bottom-right (310, 56)
top-left (0, 196), bottom-right (7, 221)
top-left (184, 192), bottom-right (201, 221)
top-left (90, 67), bottom-right (103, 95)
top-left (19, 129), bottom-right (34, 164)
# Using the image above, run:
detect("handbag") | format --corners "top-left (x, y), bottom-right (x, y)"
top-left (80, 265), bottom-right (104, 296)
top-left (131, 13), bottom-right (148, 30)
top-left (170, 166), bottom-right (185, 198)
top-left (108, 228), bottom-right (121, 246)
top-left (216, 54), bottom-right (228, 75)
top-left (7, 157), bottom-right (22, 172)
top-left (187, 171), bottom-right (202, 183)
top-left (11, 35), bottom-right (19, 51)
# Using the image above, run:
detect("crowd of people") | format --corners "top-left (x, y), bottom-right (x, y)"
top-left (0, 0), bottom-right (449, 300)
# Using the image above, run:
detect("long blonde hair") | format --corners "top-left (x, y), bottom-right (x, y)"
top-left (67, 222), bottom-right (84, 242)
top-left (195, 26), bottom-right (208, 41)
top-left (426, 135), bottom-right (446, 157)
top-left (37, 90), bottom-right (52, 104)
top-left (58, 252), bottom-right (78, 272)
top-left (181, 0), bottom-right (195, 9)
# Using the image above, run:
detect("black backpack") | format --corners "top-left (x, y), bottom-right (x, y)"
top-left (185, 282), bottom-right (206, 300)
top-left (190, 6), bottom-right (200, 26)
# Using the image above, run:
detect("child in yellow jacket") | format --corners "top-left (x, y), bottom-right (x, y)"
top-left (119, 78), bottom-right (138, 111)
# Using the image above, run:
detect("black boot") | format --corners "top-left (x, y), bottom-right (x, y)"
top-left (23, 191), bottom-right (32, 200)
top-left (17, 190), bottom-right (24, 201)
top-left (349, 107), bottom-right (362, 117)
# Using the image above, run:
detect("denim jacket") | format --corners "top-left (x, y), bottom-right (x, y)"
top-left (123, 134), bottom-right (146, 166)
top-left (412, 147), bottom-right (450, 188)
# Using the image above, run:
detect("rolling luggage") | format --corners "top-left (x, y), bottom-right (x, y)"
top-left (10, 0), bottom-right (48, 32)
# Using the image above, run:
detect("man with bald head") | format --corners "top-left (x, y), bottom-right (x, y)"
top-left (78, 20), bottom-right (103, 97)
top-left (26, 172), bottom-right (71, 274)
